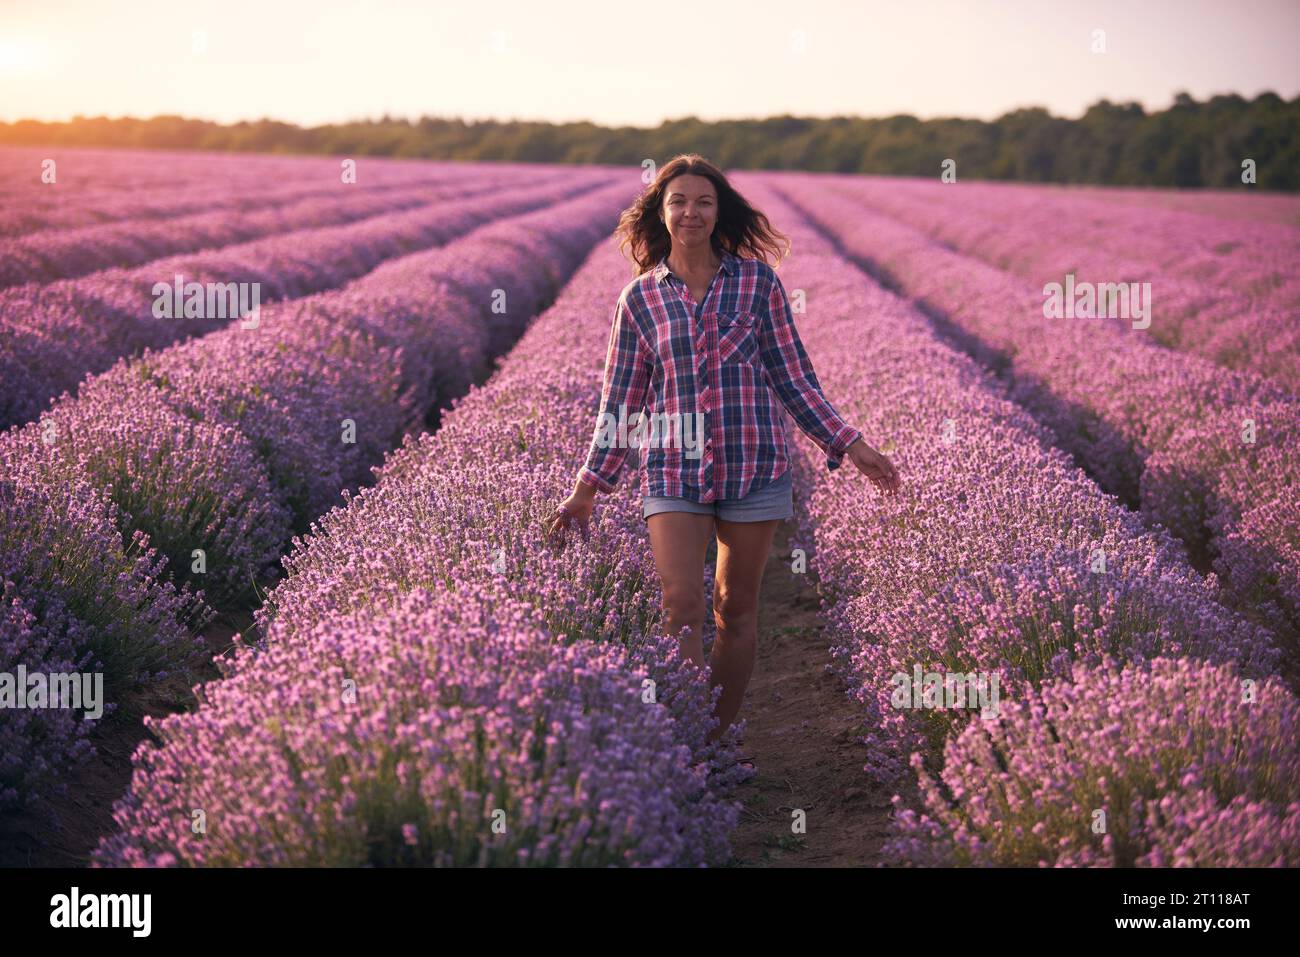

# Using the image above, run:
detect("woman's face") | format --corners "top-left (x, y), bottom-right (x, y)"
top-left (661, 174), bottom-right (717, 253)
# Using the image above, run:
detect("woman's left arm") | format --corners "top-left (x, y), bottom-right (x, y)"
top-left (755, 268), bottom-right (864, 471)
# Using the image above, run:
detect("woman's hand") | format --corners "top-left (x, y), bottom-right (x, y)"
top-left (846, 439), bottom-right (901, 495)
top-left (547, 481), bottom-right (597, 545)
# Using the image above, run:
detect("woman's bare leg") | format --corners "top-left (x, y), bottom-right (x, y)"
top-left (708, 518), bottom-right (779, 742)
top-left (647, 512), bottom-right (716, 667)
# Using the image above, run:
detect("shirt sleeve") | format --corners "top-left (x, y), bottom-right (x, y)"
top-left (577, 292), bottom-right (654, 492)
top-left (756, 268), bottom-right (862, 471)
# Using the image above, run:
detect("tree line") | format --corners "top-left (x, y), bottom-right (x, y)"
top-left (2, 91), bottom-right (1296, 190)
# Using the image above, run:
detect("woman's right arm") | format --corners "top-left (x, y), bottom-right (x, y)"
top-left (552, 293), bottom-right (654, 532)
top-left (577, 291), bottom-right (653, 492)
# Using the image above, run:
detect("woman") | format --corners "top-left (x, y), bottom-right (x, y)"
top-left (548, 154), bottom-right (900, 743)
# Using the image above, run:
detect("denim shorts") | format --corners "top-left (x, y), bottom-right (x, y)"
top-left (642, 468), bottom-right (793, 523)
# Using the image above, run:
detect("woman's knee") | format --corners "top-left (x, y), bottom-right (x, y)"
top-left (662, 580), bottom-right (706, 625)
top-left (713, 587), bottom-right (758, 634)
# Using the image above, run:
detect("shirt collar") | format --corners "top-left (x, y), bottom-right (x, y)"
top-left (654, 249), bottom-right (738, 285)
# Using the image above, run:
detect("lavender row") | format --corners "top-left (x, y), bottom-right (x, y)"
top-left (788, 172), bottom-right (1300, 387)
top-left (0, 146), bottom-right (346, 201)
top-left (0, 160), bottom-right (457, 239)
top-left (769, 175), bottom-right (1300, 653)
top-left (8, 181), bottom-right (631, 603)
top-left (806, 172), bottom-right (1300, 311)
top-left (94, 235), bottom-right (749, 867)
top-left (733, 175), bottom-right (1295, 866)
top-left (0, 168), bottom-right (526, 286)
top-left (885, 656), bottom-right (1299, 866)
top-left (0, 169), bottom-right (609, 430)
top-left (0, 146), bottom-right (543, 235)
top-left (1072, 183), bottom-right (1300, 229)
top-left (0, 446), bottom-right (212, 819)
top-left (0, 183), bottom-right (631, 823)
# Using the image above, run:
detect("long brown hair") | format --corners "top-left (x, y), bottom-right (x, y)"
top-left (615, 154), bottom-right (790, 276)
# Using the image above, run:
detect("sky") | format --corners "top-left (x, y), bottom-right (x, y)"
top-left (1, 0), bottom-right (1297, 127)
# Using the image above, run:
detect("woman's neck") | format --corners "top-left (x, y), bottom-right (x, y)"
top-left (666, 245), bottom-right (720, 278)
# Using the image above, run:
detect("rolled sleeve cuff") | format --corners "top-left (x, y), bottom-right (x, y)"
top-left (824, 424), bottom-right (863, 471)
top-left (577, 466), bottom-right (617, 494)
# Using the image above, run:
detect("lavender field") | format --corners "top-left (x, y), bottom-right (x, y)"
top-left (2, 147), bottom-right (1297, 868)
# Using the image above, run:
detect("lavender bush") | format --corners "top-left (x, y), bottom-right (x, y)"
top-left (2, 176), bottom-right (471, 286)
top-left (882, 657), bottom-right (1300, 867)
top-left (96, 232), bottom-right (750, 867)
top-left (11, 152), bottom-right (1289, 868)
top-left (0, 459), bottom-right (209, 817)
top-left (95, 583), bottom-right (736, 867)
top-left (769, 174), bottom-right (1300, 649)
top-left (729, 176), bottom-right (1280, 784)
top-left (0, 169), bottom-right (611, 429)
top-left (4, 174), bottom-right (633, 832)
top-left (789, 171), bottom-right (1300, 385)
top-left (0, 145), bottom-right (560, 236)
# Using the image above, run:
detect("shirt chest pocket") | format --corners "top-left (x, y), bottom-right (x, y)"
top-left (715, 311), bottom-right (760, 366)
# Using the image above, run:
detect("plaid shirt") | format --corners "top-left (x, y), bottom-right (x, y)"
top-left (577, 250), bottom-right (862, 502)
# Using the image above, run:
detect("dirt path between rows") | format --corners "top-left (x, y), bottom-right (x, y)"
top-left (0, 610), bottom-right (251, 867)
top-left (724, 520), bottom-right (902, 867)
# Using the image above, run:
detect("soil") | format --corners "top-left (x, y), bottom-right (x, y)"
top-left (0, 609), bottom-right (254, 868)
top-left (725, 520), bottom-right (908, 867)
